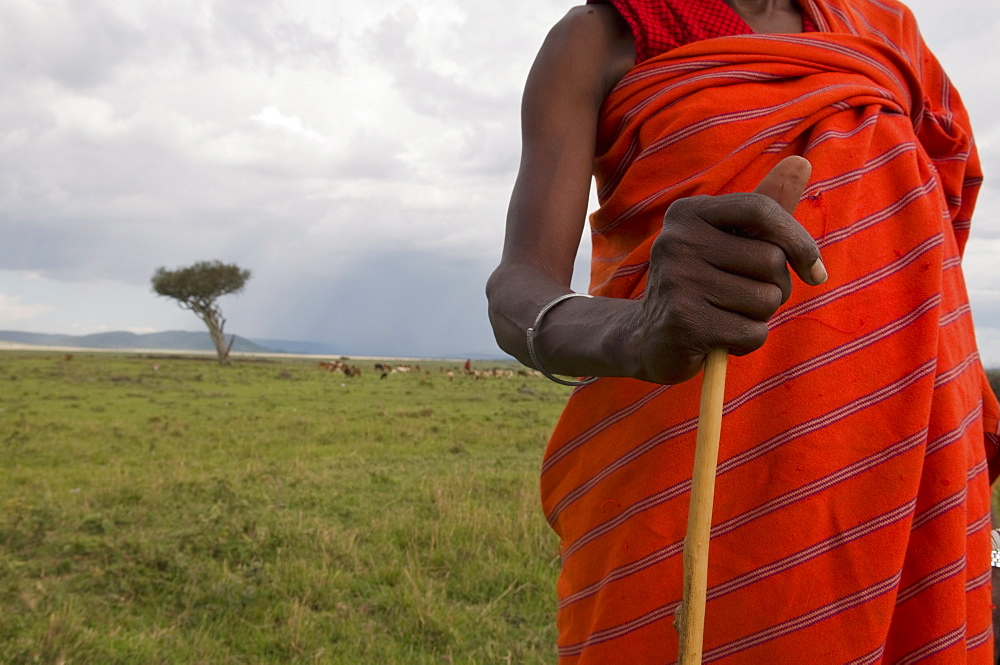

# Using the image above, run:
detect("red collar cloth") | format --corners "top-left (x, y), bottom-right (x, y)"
top-left (590, 0), bottom-right (818, 62)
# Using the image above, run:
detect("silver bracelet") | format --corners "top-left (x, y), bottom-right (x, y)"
top-left (992, 529), bottom-right (1000, 568)
top-left (526, 293), bottom-right (599, 387)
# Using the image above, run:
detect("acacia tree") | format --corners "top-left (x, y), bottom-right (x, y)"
top-left (151, 260), bottom-right (251, 364)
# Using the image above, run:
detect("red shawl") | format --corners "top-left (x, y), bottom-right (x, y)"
top-left (542, 0), bottom-right (999, 662)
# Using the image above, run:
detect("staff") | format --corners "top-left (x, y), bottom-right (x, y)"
top-left (677, 348), bottom-right (728, 664)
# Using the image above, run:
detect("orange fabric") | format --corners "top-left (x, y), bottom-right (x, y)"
top-left (541, 0), bottom-right (1000, 663)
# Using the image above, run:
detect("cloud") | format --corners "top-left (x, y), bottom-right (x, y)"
top-left (0, 293), bottom-right (50, 322)
top-left (0, 0), bottom-right (342, 88)
top-left (0, 0), bottom-right (540, 295)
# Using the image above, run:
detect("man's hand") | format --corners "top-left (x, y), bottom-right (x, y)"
top-left (628, 156), bottom-right (827, 384)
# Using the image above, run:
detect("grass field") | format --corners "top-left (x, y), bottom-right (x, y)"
top-left (0, 351), bottom-right (570, 664)
top-left (2, 351), bottom-right (999, 665)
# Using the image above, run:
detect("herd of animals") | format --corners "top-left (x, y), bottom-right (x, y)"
top-left (316, 359), bottom-right (543, 381)
top-left (315, 360), bottom-right (1000, 396)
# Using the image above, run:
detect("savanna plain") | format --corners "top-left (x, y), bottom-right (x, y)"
top-left (1, 351), bottom-right (569, 664)
top-left (2, 351), bottom-right (999, 665)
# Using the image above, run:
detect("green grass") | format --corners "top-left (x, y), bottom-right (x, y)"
top-left (0, 352), bottom-right (570, 664)
top-left (2, 352), bottom-right (998, 664)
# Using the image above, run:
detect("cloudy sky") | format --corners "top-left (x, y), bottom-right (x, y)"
top-left (1, 0), bottom-right (998, 362)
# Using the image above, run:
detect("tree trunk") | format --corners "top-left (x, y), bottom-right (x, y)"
top-left (200, 307), bottom-right (231, 364)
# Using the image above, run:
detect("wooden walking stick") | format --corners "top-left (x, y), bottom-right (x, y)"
top-left (673, 155), bottom-right (813, 663)
top-left (676, 347), bottom-right (728, 664)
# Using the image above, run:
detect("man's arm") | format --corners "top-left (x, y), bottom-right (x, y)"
top-left (486, 5), bottom-right (636, 375)
top-left (486, 6), bottom-right (827, 385)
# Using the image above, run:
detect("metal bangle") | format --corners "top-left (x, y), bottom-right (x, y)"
top-left (991, 529), bottom-right (1000, 568)
top-left (526, 293), bottom-right (599, 387)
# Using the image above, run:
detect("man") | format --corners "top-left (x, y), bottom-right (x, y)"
top-left (486, 0), bottom-right (1000, 662)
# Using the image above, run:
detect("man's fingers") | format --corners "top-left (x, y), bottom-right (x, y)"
top-left (685, 193), bottom-right (826, 286)
top-left (753, 155), bottom-right (811, 215)
top-left (680, 155), bottom-right (825, 286)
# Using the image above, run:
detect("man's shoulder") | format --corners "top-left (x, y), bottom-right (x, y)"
top-left (536, 4), bottom-right (635, 98)
top-left (554, 4), bottom-right (628, 40)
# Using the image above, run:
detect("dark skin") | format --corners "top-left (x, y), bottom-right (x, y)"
top-left (728, 0), bottom-right (806, 33)
top-left (486, 2), bottom-right (825, 385)
top-left (487, 2), bottom-right (1000, 655)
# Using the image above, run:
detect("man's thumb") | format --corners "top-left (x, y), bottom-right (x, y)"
top-left (753, 155), bottom-right (812, 215)
top-left (752, 155), bottom-right (827, 285)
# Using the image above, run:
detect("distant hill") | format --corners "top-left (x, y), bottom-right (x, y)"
top-left (0, 330), bottom-right (273, 353)
top-left (246, 337), bottom-right (504, 360)
top-left (0, 330), bottom-right (511, 360)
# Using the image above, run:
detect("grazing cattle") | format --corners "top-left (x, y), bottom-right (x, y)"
top-left (317, 360), bottom-right (343, 372)
top-left (318, 360), bottom-right (361, 377)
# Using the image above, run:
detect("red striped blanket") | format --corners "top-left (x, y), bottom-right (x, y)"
top-left (542, 1), bottom-right (1000, 662)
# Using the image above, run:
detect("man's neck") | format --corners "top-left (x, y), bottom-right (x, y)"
top-left (724, 0), bottom-right (804, 34)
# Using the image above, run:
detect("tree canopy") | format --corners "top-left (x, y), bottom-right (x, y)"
top-left (151, 261), bottom-right (251, 311)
